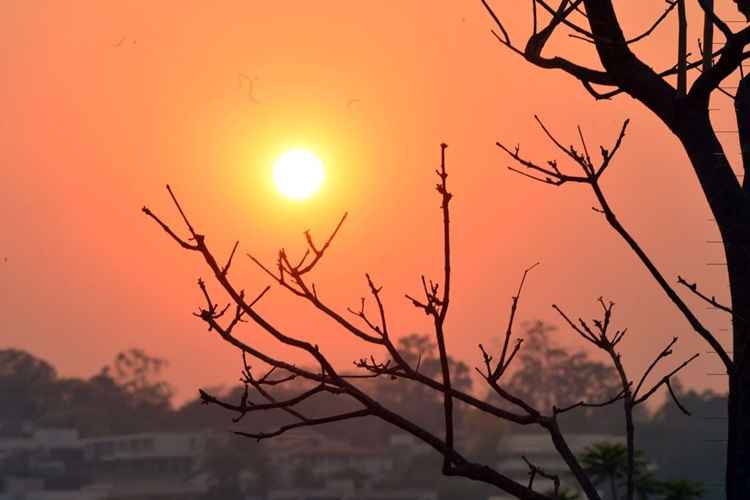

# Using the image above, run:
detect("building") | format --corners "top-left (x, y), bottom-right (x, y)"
top-left (268, 479), bottom-right (437, 500)
top-left (0, 429), bottom-right (210, 500)
top-left (268, 430), bottom-right (395, 486)
top-left (0, 426), bottom-right (443, 500)
top-left (490, 432), bottom-right (626, 500)
top-left (0, 429), bottom-right (107, 500)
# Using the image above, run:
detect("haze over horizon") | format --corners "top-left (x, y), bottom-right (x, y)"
top-left (2, 1), bottom-right (736, 403)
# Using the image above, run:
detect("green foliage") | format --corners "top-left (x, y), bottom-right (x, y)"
top-left (580, 442), bottom-right (662, 500)
top-left (581, 442), bottom-right (632, 480)
top-left (656, 479), bottom-right (705, 500)
top-left (546, 488), bottom-right (580, 500)
top-left (579, 442), bottom-right (705, 500)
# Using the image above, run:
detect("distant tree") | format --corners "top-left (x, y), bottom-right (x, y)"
top-left (368, 333), bottom-right (473, 438)
top-left (394, 333), bottom-right (473, 394)
top-left (503, 321), bottom-right (620, 416)
top-left (461, 402), bottom-right (506, 465)
top-left (637, 380), bottom-right (724, 498)
top-left (0, 350), bottom-right (56, 424)
top-left (547, 489), bottom-right (580, 500)
top-left (32, 349), bottom-right (174, 436)
top-left (633, 471), bottom-right (663, 500)
top-left (656, 479), bottom-right (705, 500)
top-left (580, 443), bottom-right (631, 500)
top-left (37, 376), bottom-right (124, 435)
top-left (198, 436), bottom-right (271, 499)
top-left (0, 349), bottom-right (56, 384)
top-left (648, 379), bottom-right (724, 428)
top-left (109, 348), bottom-right (174, 409)
top-left (580, 442), bottom-right (665, 500)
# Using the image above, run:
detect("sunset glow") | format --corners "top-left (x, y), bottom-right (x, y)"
top-left (2, 2), bottom-right (730, 408)
top-left (272, 149), bottom-right (324, 200)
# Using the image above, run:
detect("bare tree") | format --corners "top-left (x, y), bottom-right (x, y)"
top-left (479, 1), bottom-right (750, 498)
top-left (144, 142), bottom-right (697, 500)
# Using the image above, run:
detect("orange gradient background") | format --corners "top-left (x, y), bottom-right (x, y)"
top-left (2, 1), bottom-right (741, 402)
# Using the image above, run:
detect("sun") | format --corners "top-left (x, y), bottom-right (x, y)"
top-left (272, 149), bottom-right (325, 200)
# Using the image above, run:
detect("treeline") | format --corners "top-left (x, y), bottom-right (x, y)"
top-left (0, 322), bottom-right (727, 498)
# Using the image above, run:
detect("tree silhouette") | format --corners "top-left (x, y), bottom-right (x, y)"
top-left (144, 143), bottom-right (699, 500)
top-left (549, 489), bottom-right (581, 500)
top-left (0, 349), bottom-right (56, 423)
top-left (580, 442), bottom-right (629, 500)
top-left (503, 321), bottom-right (620, 414)
top-left (480, 1), bottom-right (750, 498)
top-left (197, 436), bottom-right (271, 499)
top-left (0, 348), bottom-right (175, 436)
top-left (657, 479), bottom-right (705, 500)
top-left (579, 442), bottom-right (675, 500)
top-left (579, 443), bottom-right (656, 500)
top-left (110, 348), bottom-right (174, 409)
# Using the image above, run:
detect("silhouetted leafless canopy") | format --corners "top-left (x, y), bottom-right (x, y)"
top-left (145, 138), bottom-right (696, 499)
top-left (481, 1), bottom-right (750, 498)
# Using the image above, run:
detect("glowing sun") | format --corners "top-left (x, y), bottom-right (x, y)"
top-left (272, 149), bottom-right (325, 200)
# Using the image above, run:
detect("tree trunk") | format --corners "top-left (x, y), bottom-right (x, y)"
top-left (676, 100), bottom-right (750, 500)
top-left (555, 3), bottom-right (750, 497)
top-left (726, 74), bottom-right (750, 500)
top-left (722, 222), bottom-right (750, 500)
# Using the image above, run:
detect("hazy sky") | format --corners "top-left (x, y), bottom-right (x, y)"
top-left (2, 1), bottom-right (742, 404)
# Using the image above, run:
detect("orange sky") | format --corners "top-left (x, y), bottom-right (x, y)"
top-left (2, 1), bottom-right (742, 404)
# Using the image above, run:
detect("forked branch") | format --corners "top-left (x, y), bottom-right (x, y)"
top-left (144, 147), bottom-right (569, 500)
top-left (498, 119), bottom-right (733, 373)
top-left (554, 299), bottom-right (698, 500)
